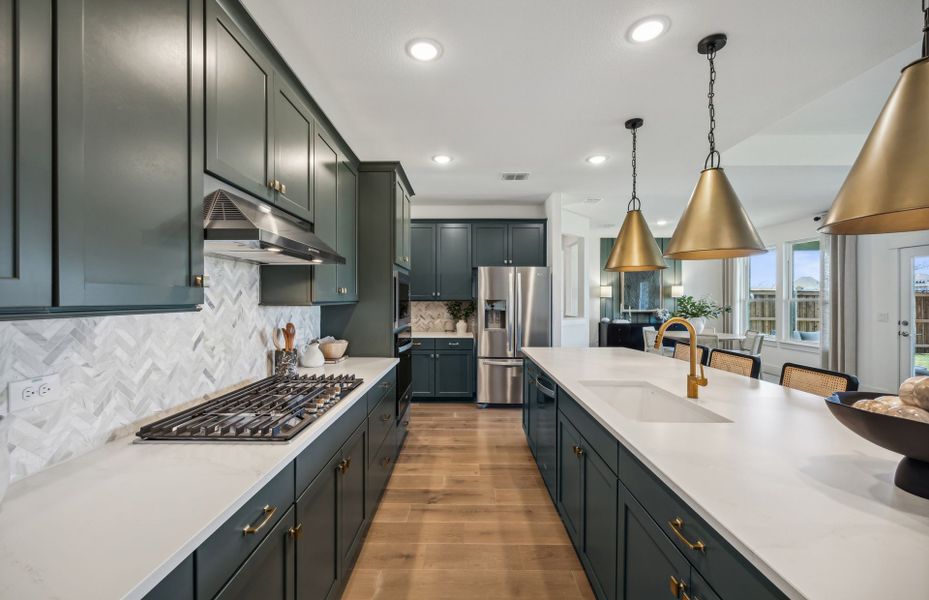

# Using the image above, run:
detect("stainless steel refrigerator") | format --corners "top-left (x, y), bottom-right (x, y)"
top-left (476, 266), bottom-right (552, 405)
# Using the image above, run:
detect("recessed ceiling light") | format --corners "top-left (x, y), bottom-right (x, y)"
top-left (656, 219), bottom-right (669, 226)
top-left (432, 155), bottom-right (452, 164)
top-left (627, 16), bottom-right (670, 43)
top-left (406, 39), bottom-right (443, 62)
top-left (584, 198), bottom-right (602, 204)
top-left (586, 155), bottom-right (608, 165)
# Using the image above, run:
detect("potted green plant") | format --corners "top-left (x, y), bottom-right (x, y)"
top-left (672, 295), bottom-right (731, 333)
top-left (444, 301), bottom-right (476, 334)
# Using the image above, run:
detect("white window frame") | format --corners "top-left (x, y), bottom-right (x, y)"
top-left (740, 246), bottom-right (777, 339)
top-left (783, 238), bottom-right (822, 348)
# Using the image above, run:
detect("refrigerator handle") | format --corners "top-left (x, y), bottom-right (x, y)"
top-left (506, 270), bottom-right (514, 355)
top-left (516, 271), bottom-right (523, 354)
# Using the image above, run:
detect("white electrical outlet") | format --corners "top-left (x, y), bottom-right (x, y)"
top-left (8, 373), bottom-right (60, 413)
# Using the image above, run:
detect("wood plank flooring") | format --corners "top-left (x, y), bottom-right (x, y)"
top-left (343, 403), bottom-right (595, 600)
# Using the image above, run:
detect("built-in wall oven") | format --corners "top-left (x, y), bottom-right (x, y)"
top-left (394, 270), bottom-right (411, 331)
top-left (395, 328), bottom-right (412, 422)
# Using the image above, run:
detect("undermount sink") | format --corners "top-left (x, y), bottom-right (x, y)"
top-left (578, 380), bottom-right (731, 424)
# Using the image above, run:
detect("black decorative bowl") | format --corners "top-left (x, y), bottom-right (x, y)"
top-left (825, 391), bottom-right (929, 499)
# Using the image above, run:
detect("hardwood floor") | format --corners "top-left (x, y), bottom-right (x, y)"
top-left (343, 402), bottom-right (595, 600)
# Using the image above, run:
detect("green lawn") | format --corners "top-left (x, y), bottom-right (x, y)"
top-left (917, 353), bottom-right (929, 370)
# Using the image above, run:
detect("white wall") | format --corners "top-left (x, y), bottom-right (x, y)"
top-left (857, 230), bottom-right (929, 392)
top-left (680, 260), bottom-right (724, 330)
top-left (411, 203), bottom-right (545, 220)
top-left (559, 208), bottom-right (593, 347)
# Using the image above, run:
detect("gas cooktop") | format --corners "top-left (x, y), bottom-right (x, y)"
top-left (136, 374), bottom-right (363, 442)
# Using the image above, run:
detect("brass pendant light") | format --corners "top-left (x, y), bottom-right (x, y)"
top-left (665, 34), bottom-right (765, 260)
top-left (605, 118), bottom-right (667, 272)
top-left (820, 2), bottom-right (929, 234)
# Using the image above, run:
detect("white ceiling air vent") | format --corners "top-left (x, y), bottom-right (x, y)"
top-left (500, 172), bottom-right (530, 181)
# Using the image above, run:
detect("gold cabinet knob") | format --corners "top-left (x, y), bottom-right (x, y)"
top-left (280, 182), bottom-right (286, 194)
top-left (288, 523), bottom-right (303, 539)
top-left (572, 445), bottom-right (584, 458)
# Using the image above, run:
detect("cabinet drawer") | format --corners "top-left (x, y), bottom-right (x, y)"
top-left (410, 338), bottom-right (435, 351)
top-left (368, 388), bottom-right (396, 460)
top-left (558, 391), bottom-right (619, 475)
top-left (367, 370), bottom-right (396, 413)
top-left (435, 337), bottom-right (473, 350)
top-left (620, 447), bottom-right (786, 600)
top-left (196, 463), bottom-right (295, 600)
top-left (295, 398), bottom-right (366, 495)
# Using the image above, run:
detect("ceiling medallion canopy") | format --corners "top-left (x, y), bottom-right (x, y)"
top-left (605, 118), bottom-right (667, 272)
top-left (665, 33), bottom-right (765, 260)
top-left (820, 1), bottom-right (929, 234)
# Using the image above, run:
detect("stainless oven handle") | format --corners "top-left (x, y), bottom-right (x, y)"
top-left (397, 342), bottom-right (414, 353)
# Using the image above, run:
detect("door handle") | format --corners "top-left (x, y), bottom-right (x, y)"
top-left (900, 331), bottom-right (910, 337)
top-left (482, 360), bottom-right (522, 367)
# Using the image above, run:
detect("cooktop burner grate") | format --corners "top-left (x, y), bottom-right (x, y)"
top-left (136, 374), bottom-right (363, 442)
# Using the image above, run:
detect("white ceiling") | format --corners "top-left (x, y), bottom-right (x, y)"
top-left (243, 0), bottom-right (922, 227)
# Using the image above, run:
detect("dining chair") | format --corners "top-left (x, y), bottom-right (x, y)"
top-left (643, 326), bottom-right (673, 357)
top-left (741, 330), bottom-right (764, 355)
top-left (673, 342), bottom-right (709, 366)
top-left (708, 348), bottom-right (761, 379)
top-left (779, 363), bottom-right (859, 397)
top-left (697, 332), bottom-right (720, 349)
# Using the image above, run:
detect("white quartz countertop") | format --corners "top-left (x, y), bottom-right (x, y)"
top-left (0, 357), bottom-right (398, 600)
top-left (411, 331), bottom-right (474, 339)
top-left (522, 347), bottom-right (929, 600)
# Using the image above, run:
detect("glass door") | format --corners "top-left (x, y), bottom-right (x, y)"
top-left (899, 246), bottom-right (929, 383)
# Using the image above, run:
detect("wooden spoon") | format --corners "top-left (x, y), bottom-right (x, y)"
top-left (284, 323), bottom-right (296, 352)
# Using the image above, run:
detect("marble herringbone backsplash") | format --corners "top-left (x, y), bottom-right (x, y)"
top-left (0, 257), bottom-right (319, 481)
top-left (412, 301), bottom-right (476, 332)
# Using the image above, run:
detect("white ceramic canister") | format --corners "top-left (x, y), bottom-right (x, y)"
top-left (300, 341), bottom-right (326, 368)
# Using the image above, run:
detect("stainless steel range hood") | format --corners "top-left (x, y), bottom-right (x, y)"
top-left (203, 189), bottom-right (344, 265)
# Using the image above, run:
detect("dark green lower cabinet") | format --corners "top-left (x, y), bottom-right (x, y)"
top-left (435, 351), bottom-right (473, 397)
top-left (296, 453), bottom-right (340, 600)
top-left (690, 571), bottom-right (723, 600)
top-left (585, 449), bottom-right (618, 600)
top-left (411, 351), bottom-right (436, 398)
top-left (339, 425), bottom-right (368, 577)
top-left (618, 486), bottom-right (690, 600)
top-left (412, 349), bottom-right (474, 399)
top-left (215, 506), bottom-right (296, 600)
top-left (557, 414), bottom-right (584, 548)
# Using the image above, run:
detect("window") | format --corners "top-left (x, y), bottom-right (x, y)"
top-left (787, 240), bottom-right (821, 343)
top-left (745, 248), bottom-right (776, 336)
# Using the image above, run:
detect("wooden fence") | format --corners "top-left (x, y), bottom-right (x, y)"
top-left (917, 292), bottom-right (928, 354)
top-left (747, 290), bottom-right (820, 336)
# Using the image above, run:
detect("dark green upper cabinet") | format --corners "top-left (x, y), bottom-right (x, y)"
top-left (310, 130), bottom-right (339, 302)
top-left (272, 79), bottom-right (313, 221)
top-left (410, 223), bottom-right (472, 300)
top-left (410, 224), bottom-right (437, 299)
top-left (436, 224), bottom-right (472, 299)
top-left (56, 0), bottom-right (204, 308)
top-left (509, 223), bottom-right (546, 266)
top-left (205, 0), bottom-right (274, 203)
top-left (470, 221), bottom-right (546, 267)
top-left (472, 223), bottom-right (508, 267)
top-left (336, 161), bottom-right (358, 300)
top-left (0, 0), bottom-right (52, 310)
top-left (395, 181), bottom-right (412, 270)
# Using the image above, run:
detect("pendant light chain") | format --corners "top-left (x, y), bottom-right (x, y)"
top-left (705, 46), bottom-right (721, 170)
top-left (628, 126), bottom-right (640, 211)
top-left (923, 0), bottom-right (928, 58)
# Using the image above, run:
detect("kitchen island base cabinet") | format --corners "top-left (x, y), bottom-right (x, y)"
top-left (526, 357), bottom-right (786, 600)
top-left (215, 506), bottom-right (296, 600)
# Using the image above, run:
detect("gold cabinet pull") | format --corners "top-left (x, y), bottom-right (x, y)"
top-left (381, 413), bottom-right (392, 422)
top-left (280, 182), bottom-right (286, 194)
top-left (268, 179), bottom-right (276, 190)
top-left (669, 575), bottom-right (687, 598)
top-left (288, 523), bottom-right (303, 539)
top-left (668, 517), bottom-right (706, 553)
top-left (338, 457), bottom-right (353, 474)
top-left (381, 456), bottom-right (391, 468)
top-left (572, 445), bottom-right (584, 458)
top-left (242, 505), bottom-right (277, 535)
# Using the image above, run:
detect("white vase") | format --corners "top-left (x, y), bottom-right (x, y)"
top-left (455, 320), bottom-right (468, 334)
top-left (300, 341), bottom-right (326, 368)
top-left (688, 317), bottom-right (707, 334)
top-left (0, 416), bottom-right (9, 504)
